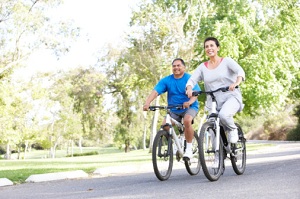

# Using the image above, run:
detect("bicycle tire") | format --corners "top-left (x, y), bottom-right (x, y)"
top-left (199, 122), bottom-right (224, 181)
top-left (184, 131), bottom-right (201, 175)
top-left (230, 123), bottom-right (246, 175)
top-left (152, 130), bottom-right (173, 181)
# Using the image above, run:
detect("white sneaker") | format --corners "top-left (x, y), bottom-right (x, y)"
top-left (228, 129), bottom-right (238, 143)
top-left (183, 148), bottom-right (193, 160)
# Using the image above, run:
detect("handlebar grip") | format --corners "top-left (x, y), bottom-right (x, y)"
top-left (222, 87), bottom-right (229, 92)
top-left (149, 107), bottom-right (156, 111)
top-left (192, 91), bottom-right (202, 96)
top-left (221, 86), bottom-right (239, 92)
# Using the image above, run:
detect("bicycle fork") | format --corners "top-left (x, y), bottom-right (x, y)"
top-left (157, 129), bottom-right (183, 159)
top-left (158, 114), bottom-right (184, 158)
top-left (205, 118), bottom-right (221, 153)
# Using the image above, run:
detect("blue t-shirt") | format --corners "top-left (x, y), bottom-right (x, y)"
top-left (154, 73), bottom-right (201, 114)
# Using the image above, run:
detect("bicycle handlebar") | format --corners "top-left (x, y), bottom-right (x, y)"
top-left (149, 105), bottom-right (184, 111)
top-left (192, 86), bottom-right (239, 96)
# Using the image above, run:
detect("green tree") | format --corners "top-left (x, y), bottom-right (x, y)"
top-left (107, 0), bottom-right (300, 145)
top-left (67, 68), bottom-right (108, 145)
top-left (0, 0), bottom-right (81, 158)
top-left (180, 0), bottom-right (300, 115)
top-left (0, 0), bottom-right (79, 78)
top-left (112, 1), bottom-right (202, 151)
top-left (287, 104), bottom-right (300, 141)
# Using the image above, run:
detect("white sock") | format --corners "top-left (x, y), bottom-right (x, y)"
top-left (186, 142), bottom-right (192, 150)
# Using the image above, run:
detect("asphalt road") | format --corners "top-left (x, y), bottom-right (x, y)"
top-left (1, 142), bottom-right (300, 199)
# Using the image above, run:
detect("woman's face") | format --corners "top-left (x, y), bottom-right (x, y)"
top-left (204, 40), bottom-right (220, 57)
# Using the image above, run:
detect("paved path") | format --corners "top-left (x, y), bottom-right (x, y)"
top-left (0, 141), bottom-right (299, 187)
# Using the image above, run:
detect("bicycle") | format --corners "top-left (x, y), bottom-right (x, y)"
top-left (149, 105), bottom-right (201, 181)
top-left (192, 86), bottom-right (246, 181)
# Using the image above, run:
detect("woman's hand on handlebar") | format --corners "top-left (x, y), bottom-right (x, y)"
top-left (186, 86), bottom-right (193, 98)
top-left (229, 83), bottom-right (238, 91)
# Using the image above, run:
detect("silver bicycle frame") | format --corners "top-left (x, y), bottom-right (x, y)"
top-left (165, 113), bottom-right (184, 156)
top-left (207, 100), bottom-right (220, 152)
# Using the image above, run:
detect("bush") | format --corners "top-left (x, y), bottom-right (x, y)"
top-left (0, 146), bottom-right (5, 155)
top-left (31, 143), bottom-right (44, 150)
top-left (240, 111), bottom-right (297, 140)
top-left (66, 151), bottom-right (99, 157)
top-left (287, 104), bottom-right (300, 141)
top-left (286, 128), bottom-right (300, 141)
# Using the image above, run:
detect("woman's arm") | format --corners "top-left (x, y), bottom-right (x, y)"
top-left (186, 65), bottom-right (203, 98)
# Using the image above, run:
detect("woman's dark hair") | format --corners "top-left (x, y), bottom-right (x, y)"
top-left (204, 37), bottom-right (220, 48)
top-left (172, 58), bottom-right (186, 66)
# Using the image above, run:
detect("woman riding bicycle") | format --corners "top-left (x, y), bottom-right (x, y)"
top-left (143, 58), bottom-right (201, 160)
top-left (186, 37), bottom-right (245, 144)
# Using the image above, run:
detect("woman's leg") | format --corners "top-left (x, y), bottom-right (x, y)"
top-left (218, 97), bottom-right (240, 143)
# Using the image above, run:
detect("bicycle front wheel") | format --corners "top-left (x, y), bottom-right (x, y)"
top-left (199, 122), bottom-right (224, 181)
top-left (185, 131), bottom-right (201, 175)
top-left (152, 130), bottom-right (173, 181)
top-left (230, 123), bottom-right (246, 175)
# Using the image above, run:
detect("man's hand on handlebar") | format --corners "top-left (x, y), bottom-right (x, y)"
top-left (183, 101), bottom-right (191, 109)
top-left (143, 104), bottom-right (150, 111)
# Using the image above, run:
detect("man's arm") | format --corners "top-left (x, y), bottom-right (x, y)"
top-left (143, 90), bottom-right (159, 111)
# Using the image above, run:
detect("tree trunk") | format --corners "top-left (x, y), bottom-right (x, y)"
top-left (125, 139), bottom-right (130, 153)
top-left (17, 145), bottom-right (21, 160)
top-left (50, 146), bottom-right (55, 158)
top-left (24, 140), bottom-right (29, 160)
top-left (78, 138), bottom-right (82, 153)
top-left (5, 144), bottom-right (10, 160)
top-left (149, 95), bottom-right (160, 153)
top-left (66, 140), bottom-right (70, 156)
top-left (71, 139), bottom-right (74, 157)
top-left (143, 111), bottom-right (147, 150)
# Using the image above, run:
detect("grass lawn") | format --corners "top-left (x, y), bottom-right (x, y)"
top-left (0, 143), bottom-right (273, 184)
top-left (0, 147), bottom-right (152, 184)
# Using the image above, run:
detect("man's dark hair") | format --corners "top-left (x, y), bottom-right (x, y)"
top-left (172, 58), bottom-right (186, 66)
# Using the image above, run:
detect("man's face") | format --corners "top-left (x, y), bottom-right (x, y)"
top-left (172, 60), bottom-right (185, 77)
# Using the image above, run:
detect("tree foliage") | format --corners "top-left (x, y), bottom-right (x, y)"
top-left (181, 0), bottom-right (300, 115)
top-left (103, 0), bottom-right (300, 149)
top-left (0, 0), bottom-right (81, 158)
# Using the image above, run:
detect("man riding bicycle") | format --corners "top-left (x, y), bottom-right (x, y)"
top-left (143, 58), bottom-right (201, 160)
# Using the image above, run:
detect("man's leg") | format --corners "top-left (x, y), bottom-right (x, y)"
top-left (183, 109), bottom-right (197, 159)
top-left (183, 114), bottom-right (194, 143)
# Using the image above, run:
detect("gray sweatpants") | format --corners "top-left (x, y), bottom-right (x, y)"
top-left (218, 96), bottom-right (240, 131)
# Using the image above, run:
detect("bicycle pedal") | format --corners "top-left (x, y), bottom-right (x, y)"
top-left (182, 156), bottom-right (190, 162)
top-left (176, 151), bottom-right (181, 161)
top-left (221, 164), bottom-right (225, 175)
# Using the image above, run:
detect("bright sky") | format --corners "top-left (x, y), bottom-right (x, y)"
top-left (12, 0), bottom-right (141, 116)
top-left (57, 0), bottom-right (140, 64)
top-left (22, 0), bottom-right (140, 75)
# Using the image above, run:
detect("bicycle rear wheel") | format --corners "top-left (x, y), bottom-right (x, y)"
top-left (199, 122), bottom-right (224, 181)
top-left (185, 131), bottom-right (201, 175)
top-left (230, 123), bottom-right (246, 175)
top-left (152, 130), bottom-right (173, 181)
